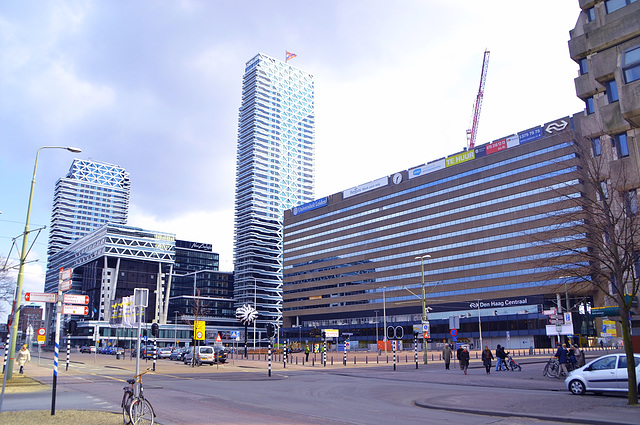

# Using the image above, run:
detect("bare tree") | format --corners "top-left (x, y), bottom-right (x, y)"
top-left (537, 132), bottom-right (639, 404)
top-left (0, 255), bottom-right (17, 317)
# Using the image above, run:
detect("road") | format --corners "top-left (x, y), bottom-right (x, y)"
top-left (1, 348), bottom-right (636, 425)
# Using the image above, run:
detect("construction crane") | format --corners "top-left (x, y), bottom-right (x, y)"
top-left (466, 49), bottom-right (490, 150)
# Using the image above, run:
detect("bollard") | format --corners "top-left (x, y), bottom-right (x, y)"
top-left (312, 357), bottom-right (315, 367)
top-left (268, 340), bottom-right (272, 377)
top-left (331, 357), bottom-right (333, 365)
top-left (354, 356), bottom-right (356, 364)
top-left (66, 336), bottom-right (70, 371)
top-left (3, 333), bottom-right (10, 373)
top-left (152, 338), bottom-right (157, 371)
top-left (392, 341), bottom-right (396, 371)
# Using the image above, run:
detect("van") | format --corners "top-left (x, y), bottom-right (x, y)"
top-left (183, 346), bottom-right (216, 365)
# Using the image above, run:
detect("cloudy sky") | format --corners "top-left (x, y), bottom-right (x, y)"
top-left (0, 1), bottom-right (584, 320)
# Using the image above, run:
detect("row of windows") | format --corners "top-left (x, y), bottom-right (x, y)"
top-left (591, 133), bottom-right (629, 158)
top-left (286, 142), bottom-right (573, 235)
top-left (285, 178), bottom-right (580, 263)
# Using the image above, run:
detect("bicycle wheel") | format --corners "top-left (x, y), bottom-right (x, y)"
top-left (130, 398), bottom-right (155, 425)
top-left (543, 361), bottom-right (550, 377)
top-left (548, 361), bottom-right (559, 378)
top-left (122, 390), bottom-right (133, 424)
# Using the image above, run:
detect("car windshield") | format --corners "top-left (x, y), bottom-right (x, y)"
top-left (201, 347), bottom-right (213, 354)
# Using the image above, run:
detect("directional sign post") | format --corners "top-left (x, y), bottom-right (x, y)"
top-left (25, 292), bottom-right (57, 303)
top-left (62, 294), bottom-right (89, 305)
top-left (62, 305), bottom-right (89, 315)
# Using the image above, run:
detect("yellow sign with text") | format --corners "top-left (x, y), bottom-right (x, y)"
top-left (194, 320), bottom-right (205, 340)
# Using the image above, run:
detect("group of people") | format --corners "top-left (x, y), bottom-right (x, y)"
top-left (441, 344), bottom-right (471, 374)
top-left (442, 343), bottom-right (522, 375)
top-left (554, 342), bottom-right (585, 378)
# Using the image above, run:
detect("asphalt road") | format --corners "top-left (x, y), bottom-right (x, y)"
top-left (1, 348), bottom-right (637, 425)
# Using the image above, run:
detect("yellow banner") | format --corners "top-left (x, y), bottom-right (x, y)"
top-left (194, 320), bottom-right (205, 340)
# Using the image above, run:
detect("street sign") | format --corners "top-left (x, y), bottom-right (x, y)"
top-left (38, 327), bottom-right (46, 336)
top-left (61, 280), bottom-right (72, 292)
top-left (450, 329), bottom-right (457, 337)
top-left (63, 294), bottom-right (89, 305)
top-left (25, 292), bottom-right (57, 303)
top-left (194, 320), bottom-right (205, 340)
top-left (60, 268), bottom-right (73, 281)
top-left (215, 333), bottom-right (222, 343)
top-left (230, 331), bottom-right (239, 339)
top-left (324, 329), bottom-right (339, 338)
top-left (62, 304), bottom-right (88, 315)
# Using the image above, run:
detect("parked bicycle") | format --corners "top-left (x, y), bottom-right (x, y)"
top-left (122, 368), bottom-right (155, 424)
top-left (543, 357), bottom-right (560, 378)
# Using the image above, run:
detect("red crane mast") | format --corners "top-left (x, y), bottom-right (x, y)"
top-left (466, 49), bottom-right (490, 150)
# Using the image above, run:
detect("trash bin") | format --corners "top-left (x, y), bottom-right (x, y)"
top-left (116, 353), bottom-right (120, 360)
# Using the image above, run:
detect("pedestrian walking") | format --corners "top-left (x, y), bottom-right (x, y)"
top-left (459, 346), bottom-right (470, 375)
top-left (17, 344), bottom-right (31, 374)
top-left (482, 346), bottom-right (494, 374)
top-left (495, 344), bottom-right (508, 371)
top-left (555, 343), bottom-right (569, 378)
top-left (305, 344), bottom-right (310, 361)
top-left (442, 344), bottom-right (452, 370)
top-left (573, 344), bottom-right (585, 367)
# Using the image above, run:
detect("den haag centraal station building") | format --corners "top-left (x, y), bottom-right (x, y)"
top-left (282, 115), bottom-right (599, 350)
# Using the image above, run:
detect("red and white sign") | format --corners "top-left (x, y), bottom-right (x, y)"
top-left (61, 280), bottom-right (72, 292)
top-left (25, 292), bottom-right (57, 303)
top-left (62, 304), bottom-right (88, 315)
top-left (38, 327), bottom-right (46, 336)
top-left (63, 294), bottom-right (89, 305)
top-left (59, 268), bottom-right (73, 281)
top-left (215, 333), bottom-right (222, 343)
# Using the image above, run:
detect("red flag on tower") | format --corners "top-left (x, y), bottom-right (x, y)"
top-left (285, 51), bottom-right (297, 62)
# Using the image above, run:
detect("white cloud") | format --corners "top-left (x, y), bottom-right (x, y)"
top-left (127, 204), bottom-right (235, 272)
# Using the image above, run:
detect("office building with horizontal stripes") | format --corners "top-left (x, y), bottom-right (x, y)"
top-left (283, 115), bottom-right (597, 349)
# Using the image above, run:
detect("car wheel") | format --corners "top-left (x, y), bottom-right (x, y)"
top-left (569, 379), bottom-right (585, 395)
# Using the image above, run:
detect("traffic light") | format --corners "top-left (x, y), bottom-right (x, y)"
top-left (321, 331), bottom-right (326, 340)
top-left (151, 323), bottom-right (159, 338)
top-left (266, 323), bottom-right (275, 338)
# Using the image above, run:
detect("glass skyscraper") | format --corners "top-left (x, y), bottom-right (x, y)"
top-left (47, 159), bottom-right (130, 257)
top-left (234, 53), bottom-right (315, 330)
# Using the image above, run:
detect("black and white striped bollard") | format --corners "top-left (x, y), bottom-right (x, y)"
top-left (2, 333), bottom-right (9, 373)
top-left (414, 333), bottom-right (418, 369)
top-left (268, 339), bottom-right (272, 377)
top-left (152, 338), bottom-right (157, 371)
top-left (66, 334), bottom-right (70, 371)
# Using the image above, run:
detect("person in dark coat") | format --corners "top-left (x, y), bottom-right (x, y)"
top-left (555, 343), bottom-right (569, 378)
top-left (495, 344), bottom-right (508, 371)
top-left (459, 347), bottom-right (470, 375)
top-left (481, 346), bottom-right (494, 374)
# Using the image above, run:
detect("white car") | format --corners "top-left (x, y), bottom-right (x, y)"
top-left (157, 347), bottom-right (172, 358)
top-left (565, 353), bottom-right (640, 395)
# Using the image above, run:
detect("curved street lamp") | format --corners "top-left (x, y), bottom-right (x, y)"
top-left (5, 146), bottom-right (81, 380)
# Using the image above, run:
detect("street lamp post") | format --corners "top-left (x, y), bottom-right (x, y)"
top-left (415, 254), bottom-right (431, 364)
top-left (5, 146), bottom-right (80, 380)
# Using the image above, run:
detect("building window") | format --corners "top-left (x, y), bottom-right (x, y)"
top-left (605, 0), bottom-right (637, 14)
top-left (579, 58), bottom-right (588, 75)
top-left (605, 80), bottom-right (619, 103)
top-left (585, 97), bottom-right (595, 115)
top-left (586, 7), bottom-right (596, 22)
top-left (613, 133), bottom-right (629, 158)
top-left (623, 45), bottom-right (640, 83)
top-left (592, 137), bottom-right (601, 157)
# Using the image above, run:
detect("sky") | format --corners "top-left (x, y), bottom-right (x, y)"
top-left (0, 0), bottom-right (585, 321)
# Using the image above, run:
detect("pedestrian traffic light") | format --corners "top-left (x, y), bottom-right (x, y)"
top-left (66, 320), bottom-right (77, 335)
top-left (266, 323), bottom-right (275, 338)
top-left (151, 323), bottom-right (159, 337)
top-left (321, 331), bottom-right (326, 340)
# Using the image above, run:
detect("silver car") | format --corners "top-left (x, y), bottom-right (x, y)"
top-left (565, 353), bottom-right (640, 395)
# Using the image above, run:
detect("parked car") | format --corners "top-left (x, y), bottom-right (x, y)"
top-left (131, 345), bottom-right (156, 359)
top-left (80, 346), bottom-right (96, 353)
top-left (157, 347), bottom-right (172, 358)
top-left (170, 347), bottom-right (189, 361)
top-left (565, 353), bottom-right (640, 395)
top-left (184, 345), bottom-right (227, 365)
